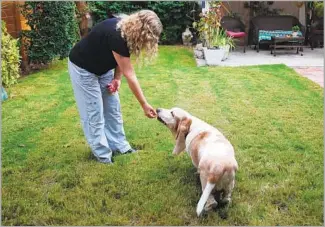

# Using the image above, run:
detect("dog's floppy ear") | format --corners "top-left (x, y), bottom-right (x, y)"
top-left (173, 117), bottom-right (192, 155)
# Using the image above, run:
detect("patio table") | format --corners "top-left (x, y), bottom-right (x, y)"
top-left (270, 36), bottom-right (305, 56)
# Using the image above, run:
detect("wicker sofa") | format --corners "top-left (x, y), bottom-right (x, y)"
top-left (249, 15), bottom-right (305, 52)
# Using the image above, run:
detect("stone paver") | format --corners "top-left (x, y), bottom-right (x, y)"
top-left (292, 66), bottom-right (324, 87)
top-left (220, 48), bottom-right (323, 67)
top-left (195, 47), bottom-right (324, 86)
top-left (195, 58), bottom-right (206, 67)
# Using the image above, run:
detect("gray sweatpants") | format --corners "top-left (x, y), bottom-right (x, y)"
top-left (68, 59), bottom-right (131, 161)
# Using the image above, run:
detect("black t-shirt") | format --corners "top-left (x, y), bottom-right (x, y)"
top-left (69, 18), bottom-right (130, 75)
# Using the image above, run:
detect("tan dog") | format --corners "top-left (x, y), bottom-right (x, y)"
top-left (156, 107), bottom-right (238, 217)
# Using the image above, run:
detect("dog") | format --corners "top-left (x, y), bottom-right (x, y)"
top-left (156, 107), bottom-right (238, 217)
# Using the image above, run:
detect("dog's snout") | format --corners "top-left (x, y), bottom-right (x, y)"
top-left (156, 108), bottom-right (162, 113)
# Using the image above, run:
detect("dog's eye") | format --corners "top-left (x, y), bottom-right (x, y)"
top-left (171, 111), bottom-right (174, 117)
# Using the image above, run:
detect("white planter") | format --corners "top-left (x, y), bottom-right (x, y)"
top-left (221, 44), bottom-right (230, 61)
top-left (203, 47), bottom-right (226, 65)
top-left (292, 31), bottom-right (298, 37)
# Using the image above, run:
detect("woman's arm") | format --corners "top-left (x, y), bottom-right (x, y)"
top-left (112, 51), bottom-right (157, 118)
top-left (114, 65), bottom-right (122, 80)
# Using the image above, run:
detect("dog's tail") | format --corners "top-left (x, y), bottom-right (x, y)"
top-left (196, 181), bottom-right (216, 217)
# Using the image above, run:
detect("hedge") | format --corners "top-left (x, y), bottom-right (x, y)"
top-left (87, 1), bottom-right (201, 44)
top-left (1, 21), bottom-right (20, 87)
top-left (20, 1), bottom-right (80, 65)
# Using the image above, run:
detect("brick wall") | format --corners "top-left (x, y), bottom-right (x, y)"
top-left (227, 1), bottom-right (300, 26)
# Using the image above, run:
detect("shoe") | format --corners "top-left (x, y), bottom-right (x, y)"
top-left (125, 148), bottom-right (137, 154)
top-left (97, 157), bottom-right (114, 164)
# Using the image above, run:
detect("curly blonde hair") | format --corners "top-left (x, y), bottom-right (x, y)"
top-left (117, 10), bottom-right (163, 62)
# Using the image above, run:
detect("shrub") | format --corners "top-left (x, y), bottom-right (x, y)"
top-left (244, 1), bottom-right (283, 16)
top-left (87, 1), bottom-right (201, 44)
top-left (314, 1), bottom-right (324, 18)
top-left (1, 21), bottom-right (20, 87)
top-left (147, 1), bottom-right (200, 44)
top-left (87, 1), bottom-right (145, 22)
top-left (20, 1), bottom-right (80, 65)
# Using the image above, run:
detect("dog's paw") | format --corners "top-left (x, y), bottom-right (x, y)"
top-left (172, 149), bottom-right (182, 155)
top-left (218, 209), bottom-right (228, 219)
top-left (220, 197), bottom-right (231, 205)
top-left (197, 209), bottom-right (208, 218)
top-left (205, 202), bottom-right (218, 211)
top-left (204, 198), bottom-right (218, 212)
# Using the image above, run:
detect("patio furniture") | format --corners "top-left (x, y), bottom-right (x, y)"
top-left (309, 18), bottom-right (323, 49)
top-left (270, 36), bottom-right (305, 56)
top-left (249, 15), bottom-right (305, 52)
top-left (221, 16), bottom-right (246, 53)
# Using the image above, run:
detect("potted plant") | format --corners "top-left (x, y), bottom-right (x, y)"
top-left (292, 25), bottom-right (300, 37)
top-left (193, 1), bottom-right (235, 65)
top-left (218, 29), bottom-right (235, 60)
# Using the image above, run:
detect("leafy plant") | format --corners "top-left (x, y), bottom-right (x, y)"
top-left (20, 2), bottom-right (80, 65)
top-left (193, 1), bottom-right (234, 49)
top-left (147, 1), bottom-right (200, 45)
top-left (219, 29), bottom-right (235, 49)
top-left (244, 1), bottom-right (283, 16)
top-left (292, 25), bottom-right (300, 32)
top-left (1, 21), bottom-right (21, 87)
top-left (228, 12), bottom-right (242, 21)
top-left (314, 1), bottom-right (324, 18)
top-left (87, 1), bottom-right (144, 23)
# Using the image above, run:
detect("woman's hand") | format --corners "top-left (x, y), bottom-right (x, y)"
top-left (112, 51), bottom-right (156, 118)
top-left (107, 79), bottom-right (121, 93)
top-left (142, 103), bottom-right (157, 118)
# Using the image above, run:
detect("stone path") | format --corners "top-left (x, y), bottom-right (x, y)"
top-left (292, 66), bottom-right (324, 87)
top-left (194, 47), bottom-right (324, 87)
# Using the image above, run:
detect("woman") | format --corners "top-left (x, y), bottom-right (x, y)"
top-left (68, 10), bottom-right (163, 164)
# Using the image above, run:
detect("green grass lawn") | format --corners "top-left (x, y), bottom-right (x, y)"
top-left (2, 46), bottom-right (323, 226)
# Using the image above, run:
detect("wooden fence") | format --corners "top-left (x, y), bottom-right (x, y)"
top-left (1, 1), bottom-right (28, 38)
top-left (1, 1), bottom-right (89, 70)
top-left (2, 1), bottom-right (29, 69)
